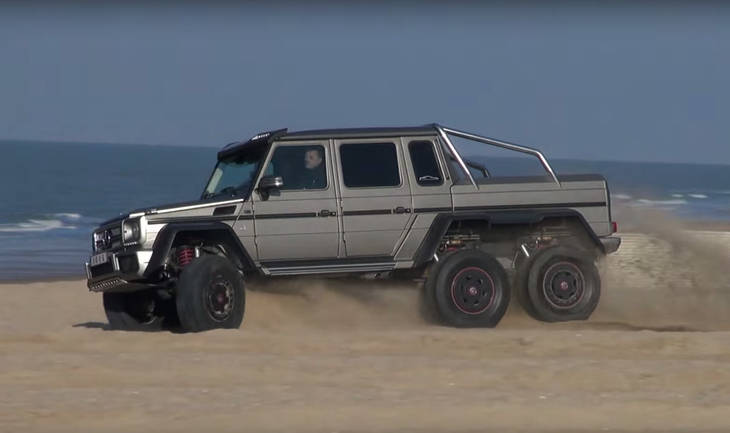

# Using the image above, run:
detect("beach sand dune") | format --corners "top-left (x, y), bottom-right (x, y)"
top-left (1, 212), bottom-right (729, 433)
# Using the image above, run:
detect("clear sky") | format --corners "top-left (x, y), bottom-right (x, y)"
top-left (1, 2), bottom-right (729, 164)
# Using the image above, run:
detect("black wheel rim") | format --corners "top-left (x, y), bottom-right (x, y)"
top-left (542, 261), bottom-right (585, 309)
top-left (450, 266), bottom-right (495, 315)
top-left (206, 275), bottom-right (234, 322)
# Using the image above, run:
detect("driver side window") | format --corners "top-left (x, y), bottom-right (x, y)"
top-left (265, 145), bottom-right (327, 191)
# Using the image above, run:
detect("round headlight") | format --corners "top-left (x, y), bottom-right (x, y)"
top-left (122, 219), bottom-right (141, 243)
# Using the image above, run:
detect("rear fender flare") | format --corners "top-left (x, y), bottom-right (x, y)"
top-left (412, 209), bottom-right (604, 267)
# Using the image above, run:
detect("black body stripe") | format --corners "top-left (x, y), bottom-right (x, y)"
top-left (150, 202), bottom-right (605, 224)
top-left (256, 212), bottom-right (318, 219)
top-left (342, 209), bottom-right (392, 216)
top-left (455, 202), bottom-right (606, 212)
top-left (413, 207), bottom-right (453, 213)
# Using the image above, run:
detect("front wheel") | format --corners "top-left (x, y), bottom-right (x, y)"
top-left (175, 255), bottom-right (245, 332)
top-left (425, 249), bottom-right (511, 327)
top-left (103, 290), bottom-right (167, 331)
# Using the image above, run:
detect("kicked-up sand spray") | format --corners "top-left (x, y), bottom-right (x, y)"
top-left (244, 206), bottom-right (730, 332)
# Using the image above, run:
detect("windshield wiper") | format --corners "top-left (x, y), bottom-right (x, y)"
top-left (204, 186), bottom-right (242, 200)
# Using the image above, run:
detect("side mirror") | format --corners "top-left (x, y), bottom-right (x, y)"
top-left (257, 176), bottom-right (283, 200)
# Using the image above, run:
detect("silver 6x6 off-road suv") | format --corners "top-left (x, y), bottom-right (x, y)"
top-left (86, 124), bottom-right (620, 332)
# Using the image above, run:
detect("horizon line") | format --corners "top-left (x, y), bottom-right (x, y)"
top-left (2, 137), bottom-right (729, 168)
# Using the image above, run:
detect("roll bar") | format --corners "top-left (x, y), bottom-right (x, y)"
top-left (434, 125), bottom-right (561, 189)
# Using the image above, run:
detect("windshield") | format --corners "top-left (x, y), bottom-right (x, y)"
top-left (202, 146), bottom-right (267, 199)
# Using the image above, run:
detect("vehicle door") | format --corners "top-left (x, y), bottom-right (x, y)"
top-left (333, 138), bottom-right (414, 258)
top-left (251, 140), bottom-right (340, 261)
top-left (394, 136), bottom-right (453, 260)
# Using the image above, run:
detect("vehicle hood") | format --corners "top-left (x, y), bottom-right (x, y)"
top-left (99, 197), bottom-right (244, 226)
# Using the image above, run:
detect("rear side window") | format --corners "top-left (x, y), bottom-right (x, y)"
top-left (340, 142), bottom-right (400, 188)
top-left (408, 140), bottom-right (443, 186)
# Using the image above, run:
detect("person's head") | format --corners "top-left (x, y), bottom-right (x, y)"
top-left (304, 148), bottom-right (323, 170)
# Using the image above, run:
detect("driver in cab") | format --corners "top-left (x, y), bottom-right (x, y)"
top-left (300, 147), bottom-right (326, 189)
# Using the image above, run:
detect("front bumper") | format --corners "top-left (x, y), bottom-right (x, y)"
top-left (85, 250), bottom-right (153, 292)
top-left (600, 236), bottom-right (621, 254)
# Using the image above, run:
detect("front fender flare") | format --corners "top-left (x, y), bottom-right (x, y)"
top-left (143, 222), bottom-right (258, 278)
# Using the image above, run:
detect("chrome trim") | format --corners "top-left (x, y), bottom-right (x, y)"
top-left (437, 125), bottom-right (561, 187)
top-left (435, 126), bottom-right (477, 189)
top-left (147, 198), bottom-right (243, 215)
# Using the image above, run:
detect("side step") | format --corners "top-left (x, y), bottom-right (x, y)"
top-left (262, 262), bottom-right (396, 276)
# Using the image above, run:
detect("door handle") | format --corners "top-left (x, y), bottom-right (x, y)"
top-left (319, 209), bottom-right (336, 217)
top-left (394, 206), bottom-right (411, 214)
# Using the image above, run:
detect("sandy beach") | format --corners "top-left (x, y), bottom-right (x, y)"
top-left (2, 1), bottom-right (729, 431)
top-left (1, 217), bottom-right (730, 433)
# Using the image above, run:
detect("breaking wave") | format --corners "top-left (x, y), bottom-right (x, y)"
top-left (0, 219), bottom-right (74, 233)
top-left (52, 212), bottom-right (83, 219)
top-left (0, 213), bottom-right (98, 233)
top-left (632, 198), bottom-right (687, 206)
top-left (611, 193), bottom-right (632, 200)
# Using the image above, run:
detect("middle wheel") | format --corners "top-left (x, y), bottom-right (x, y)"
top-left (426, 249), bottom-right (511, 327)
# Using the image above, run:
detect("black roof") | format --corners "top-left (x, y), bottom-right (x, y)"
top-left (218, 124), bottom-right (439, 160)
top-left (217, 128), bottom-right (288, 160)
top-left (281, 125), bottom-right (438, 140)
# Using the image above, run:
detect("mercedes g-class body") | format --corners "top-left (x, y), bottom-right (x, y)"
top-left (86, 124), bottom-right (620, 331)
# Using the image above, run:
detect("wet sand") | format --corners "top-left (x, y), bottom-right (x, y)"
top-left (1, 223), bottom-right (729, 432)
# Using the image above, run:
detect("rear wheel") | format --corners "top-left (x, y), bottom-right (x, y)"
top-left (523, 246), bottom-right (601, 322)
top-left (513, 255), bottom-right (540, 320)
top-left (103, 290), bottom-right (167, 331)
top-left (175, 255), bottom-right (245, 332)
top-left (425, 249), bottom-right (510, 327)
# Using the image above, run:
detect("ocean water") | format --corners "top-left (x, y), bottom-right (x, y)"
top-left (1, 140), bottom-right (728, 281)
top-left (0, 141), bottom-right (213, 281)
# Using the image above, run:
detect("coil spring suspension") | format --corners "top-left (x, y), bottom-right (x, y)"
top-left (177, 247), bottom-right (195, 267)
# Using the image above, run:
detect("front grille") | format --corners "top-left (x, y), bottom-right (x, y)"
top-left (93, 223), bottom-right (123, 252)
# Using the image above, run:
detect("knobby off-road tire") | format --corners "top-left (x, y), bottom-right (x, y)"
top-left (103, 290), bottom-right (166, 331)
top-left (176, 255), bottom-right (245, 332)
top-left (513, 254), bottom-right (539, 320)
top-left (517, 246), bottom-right (601, 322)
top-left (425, 249), bottom-right (511, 328)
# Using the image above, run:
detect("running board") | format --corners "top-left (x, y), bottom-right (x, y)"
top-left (262, 262), bottom-right (397, 276)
